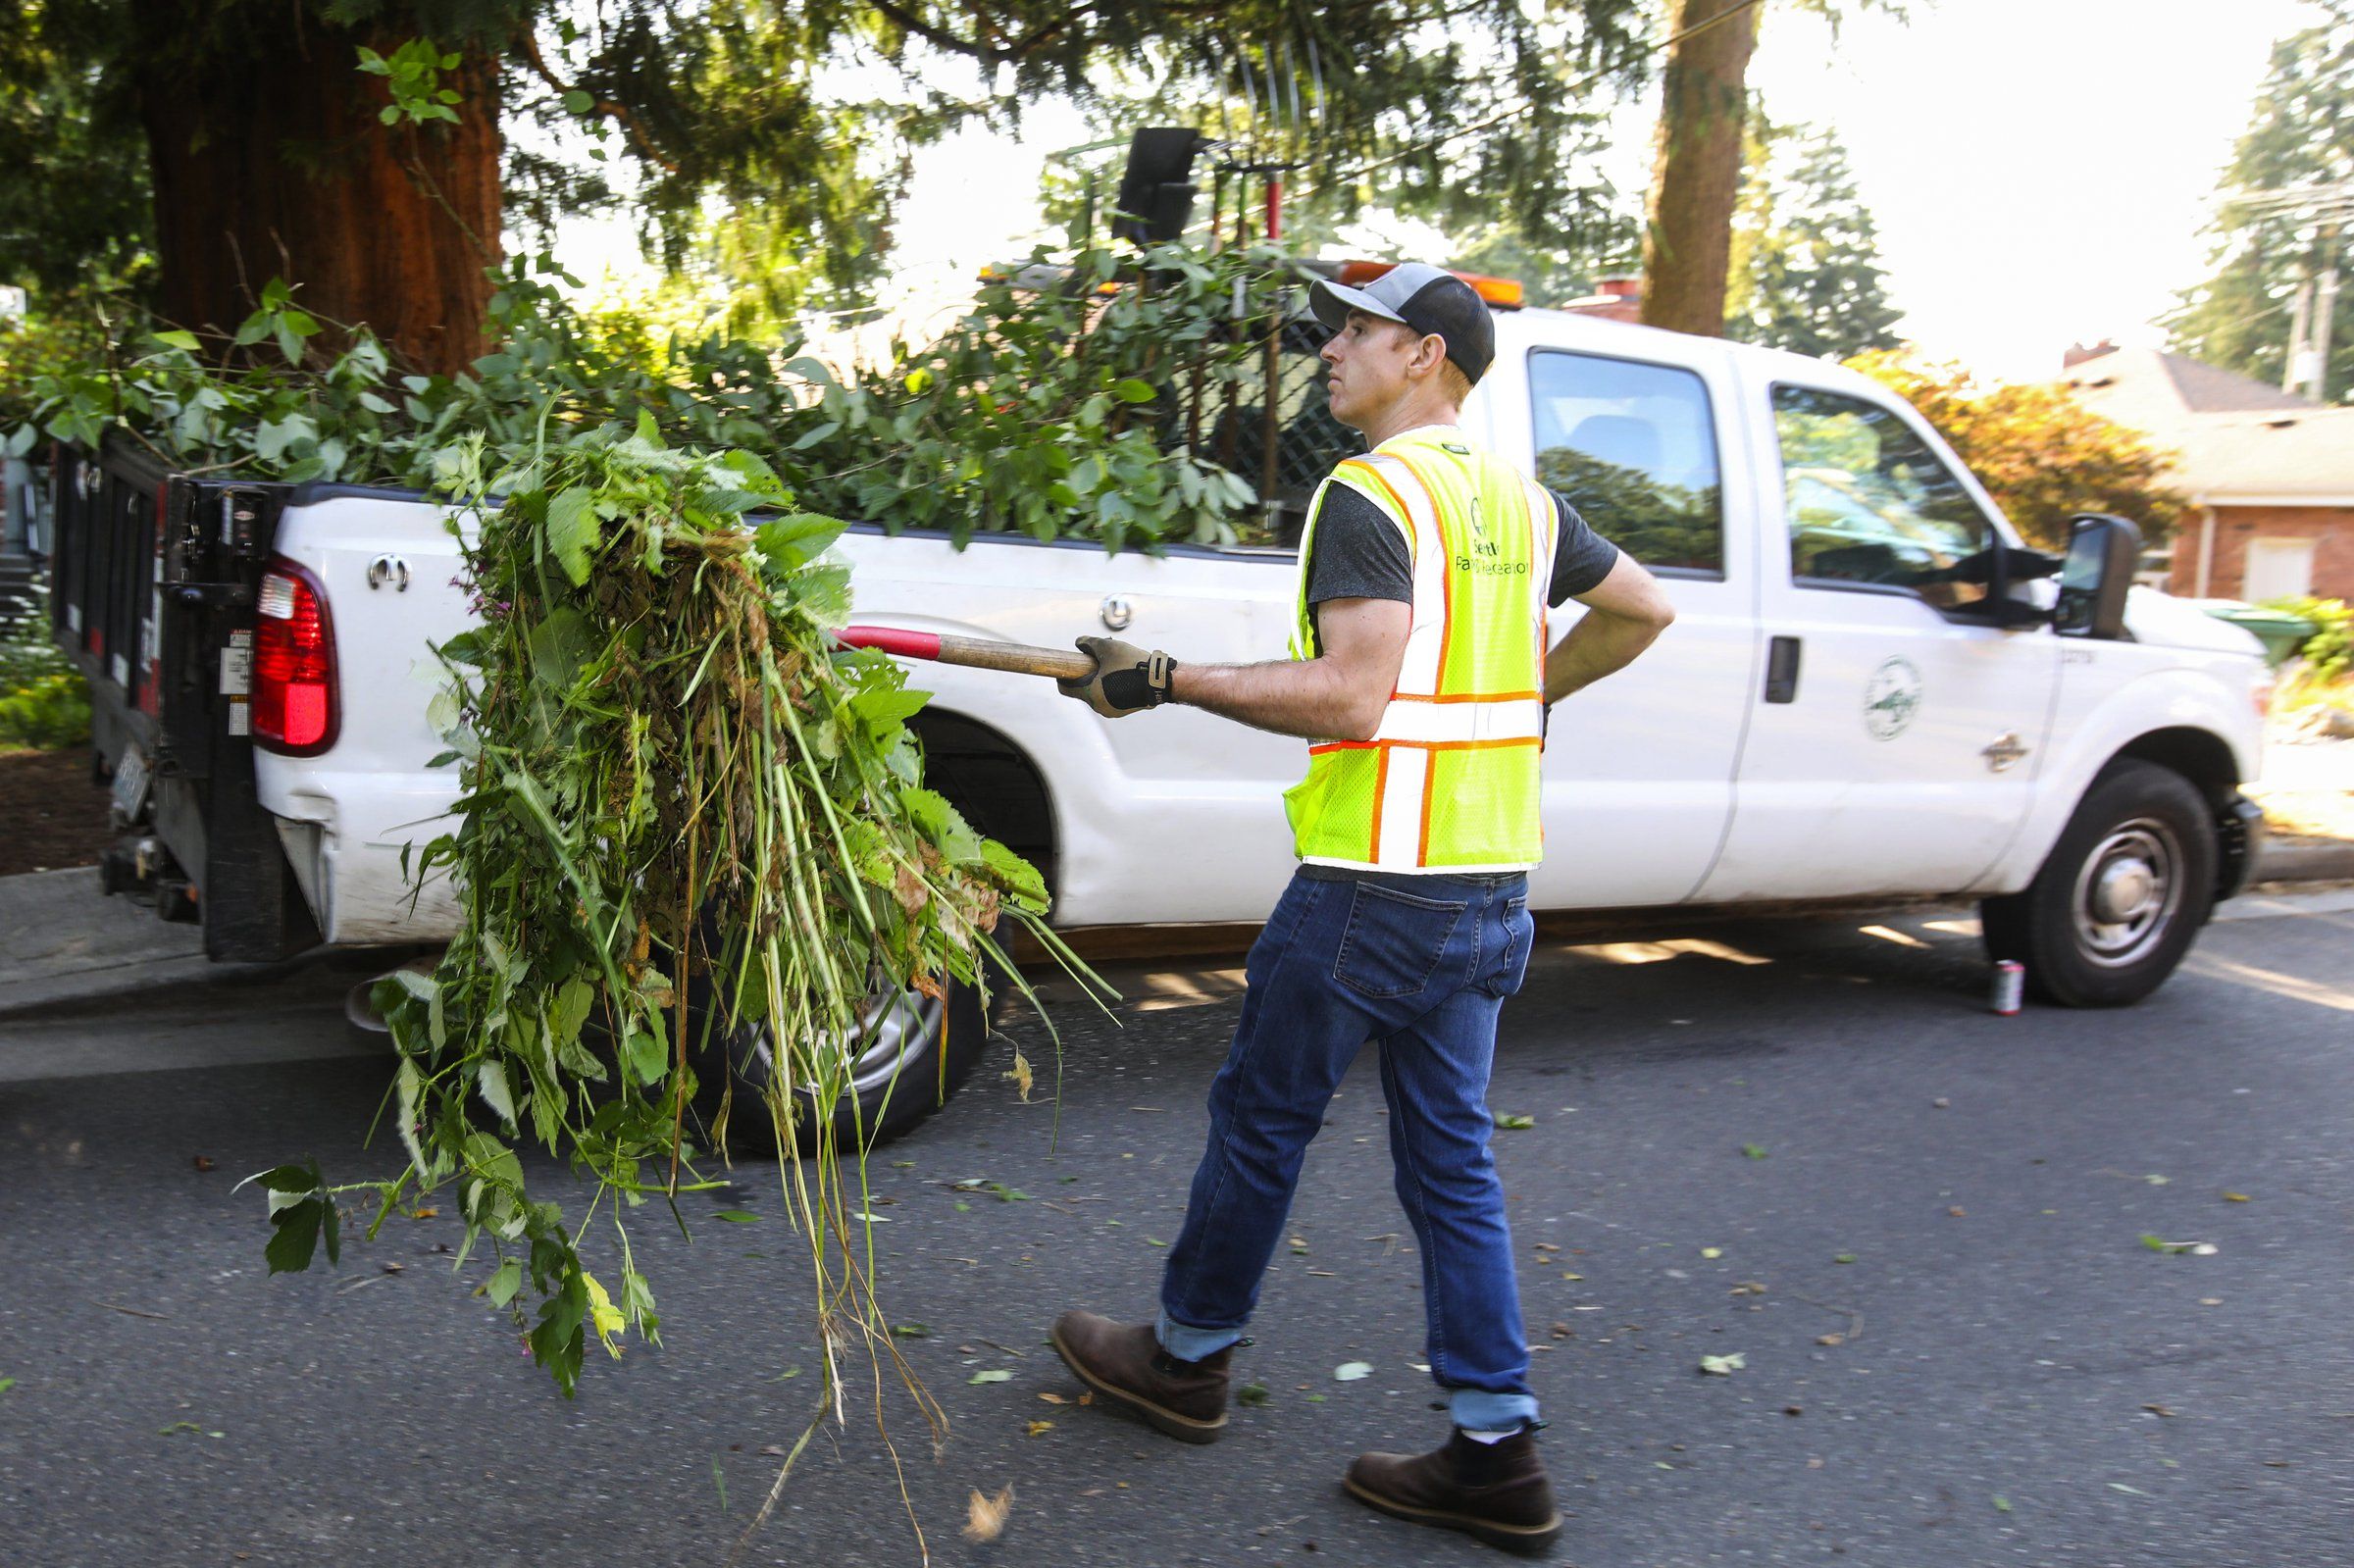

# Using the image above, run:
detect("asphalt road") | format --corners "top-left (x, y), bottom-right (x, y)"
top-left (3, 890), bottom-right (2351, 1568)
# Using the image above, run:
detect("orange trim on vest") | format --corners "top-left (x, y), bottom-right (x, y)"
top-left (1335, 459), bottom-right (1417, 543)
top-left (1418, 769), bottom-right (1436, 866)
top-left (1368, 747), bottom-right (1391, 864)
top-left (1384, 689), bottom-right (1543, 705)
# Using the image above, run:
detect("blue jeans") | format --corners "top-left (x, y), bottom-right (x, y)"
top-left (1157, 869), bottom-right (1539, 1432)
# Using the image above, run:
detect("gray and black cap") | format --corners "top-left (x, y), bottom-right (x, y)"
top-left (1307, 262), bottom-right (1496, 386)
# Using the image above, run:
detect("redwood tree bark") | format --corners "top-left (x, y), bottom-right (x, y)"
top-left (1638, 0), bottom-right (1761, 338)
top-left (128, 3), bottom-right (503, 379)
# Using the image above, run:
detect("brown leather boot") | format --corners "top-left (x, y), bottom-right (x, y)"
top-left (1345, 1426), bottom-right (1563, 1555)
top-left (1049, 1310), bottom-right (1236, 1444)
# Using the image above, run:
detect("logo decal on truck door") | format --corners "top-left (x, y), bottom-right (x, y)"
top-left (1863, 656), bottom-right (1922, 740)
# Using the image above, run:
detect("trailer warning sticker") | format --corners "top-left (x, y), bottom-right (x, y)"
top-left (221, 630), bottom-right (252, 696)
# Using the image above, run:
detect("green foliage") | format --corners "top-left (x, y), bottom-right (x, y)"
top-left (8, 243), bottom-right (1281, 551)
top-left (2166, 4), bottom-right (2354, 402)
top-left (1725, 112), bottom-right (1903, 360)
top-left (2261, 595), bottom-right (2353, 683)
top-left (0, 5), bottom-right (153, 303)
top-left (0, 579), bottom-right (74, 692)
top-left (336, 417), bottom-right (1103, 1398)
top-left (355, 38), bottom-right (468, 126)
top-left (0, 671), bottom-right (91, 751)
top-left (1, 578), bottom-right (87, 751)
top-left (1, 292), bottom-right (120, 436)
top-left (790, 245), bottom-right (1281, 550)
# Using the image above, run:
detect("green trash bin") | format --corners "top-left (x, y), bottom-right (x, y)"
top-left (2197, 601), bottom-right (2317, 668)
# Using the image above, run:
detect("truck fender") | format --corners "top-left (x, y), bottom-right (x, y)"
top-left (1970, 667), bottom-right (2258, 898)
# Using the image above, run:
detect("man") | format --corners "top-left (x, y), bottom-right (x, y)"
top-left (1048, 262), bottom-right (1675, 1555)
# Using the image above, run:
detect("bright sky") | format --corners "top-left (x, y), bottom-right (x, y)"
top-left (559, 0), bottom-right (2327, 384)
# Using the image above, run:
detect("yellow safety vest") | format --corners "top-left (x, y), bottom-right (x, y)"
top-left (1283, 426), bottom-right (1557, 873)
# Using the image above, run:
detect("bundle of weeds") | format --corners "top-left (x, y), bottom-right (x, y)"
top-left (259, 414), bottom-right (1100, 1431)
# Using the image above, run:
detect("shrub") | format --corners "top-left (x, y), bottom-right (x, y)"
top-left (0, 670), bottom-right (89, 749)
top-left (2261, 596), bottom-right (2352, 684)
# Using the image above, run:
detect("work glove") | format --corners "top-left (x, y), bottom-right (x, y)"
top-left (1058, 635), bottom-right (1177, 718)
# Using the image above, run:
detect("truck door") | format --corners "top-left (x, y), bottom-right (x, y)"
top-left (1698, 378), bottom-right (2058, 901)
top-left (1499, 342), bottom-right (1757, 909)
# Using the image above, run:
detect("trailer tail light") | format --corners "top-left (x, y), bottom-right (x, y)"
top-left (253, 557), bottom-right (337, 754)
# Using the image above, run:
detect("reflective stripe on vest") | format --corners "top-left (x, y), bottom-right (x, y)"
top-left (1283, 429), bottom-right (1557, 873)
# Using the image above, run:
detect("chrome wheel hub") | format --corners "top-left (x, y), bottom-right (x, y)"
top-left (2071, 820), bottom-right (2182, 968)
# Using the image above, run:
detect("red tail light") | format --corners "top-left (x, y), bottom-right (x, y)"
top-left (253, 557), bottom-right (337, 754)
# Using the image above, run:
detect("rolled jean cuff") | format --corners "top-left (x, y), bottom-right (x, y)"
top-left (1155, 1311), bottom-right (1243, 1364)
top-left (1449, 1389), bottom-right (1540, 1432)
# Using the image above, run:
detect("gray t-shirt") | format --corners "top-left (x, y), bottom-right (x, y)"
top-left (1303, 482), bottom-right (1621, 639)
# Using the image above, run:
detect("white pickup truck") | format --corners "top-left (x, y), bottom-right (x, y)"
top-left (50, 303), bottom-right (2270, 1138)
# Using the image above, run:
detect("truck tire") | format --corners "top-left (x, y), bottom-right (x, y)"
top-left (1979, 759), bottom-right (2217, 1007)
top-left (691, 965), bottom-right (995, 1155)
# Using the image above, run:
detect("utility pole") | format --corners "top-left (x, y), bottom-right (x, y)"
top-left (2310, 225), bottom-right (2341, 403)
top-left (2282, 270), bottom-right (2314, 395)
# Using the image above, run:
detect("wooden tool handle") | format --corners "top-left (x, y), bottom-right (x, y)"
top-left (837, 625), bottom-right (1097, 682)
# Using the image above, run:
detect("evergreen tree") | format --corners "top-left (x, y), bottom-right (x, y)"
top-left (2167, 1), bottom-right (2354, 403)
top-left (1724, 112), bottom-right (1902, 358)
top-left (0, 1), bottom-right (1663, 377)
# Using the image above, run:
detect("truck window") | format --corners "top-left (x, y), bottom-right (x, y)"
top-left (1528, 350), bottom-right (1723, 576)
top-left (1771, 385), bottom-right (1994, 611)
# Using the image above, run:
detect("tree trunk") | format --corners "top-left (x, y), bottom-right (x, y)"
top-left (128, 3), bottom-right (502, 379)
top-left (1638, 0), bottom-right (1761, 337)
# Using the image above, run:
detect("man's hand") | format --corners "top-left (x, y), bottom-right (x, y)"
top-left (1058, 635), bottom-right (1178, 718)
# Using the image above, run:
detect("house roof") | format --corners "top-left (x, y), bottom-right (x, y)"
top-left (2063, 347), bottom-right (2354, 502)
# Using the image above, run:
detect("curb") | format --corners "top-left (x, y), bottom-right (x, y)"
top-left (2253, 840), bottom-right (2354, 884)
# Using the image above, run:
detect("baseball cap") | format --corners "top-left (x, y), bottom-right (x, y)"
top-left (1307, 262), bottom-right (1496, 386)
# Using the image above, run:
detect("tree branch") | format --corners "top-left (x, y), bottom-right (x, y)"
top-left (516, 27), bottom-right (684, 176)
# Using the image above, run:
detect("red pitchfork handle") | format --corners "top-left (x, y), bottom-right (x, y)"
top-left (836, 625), bottom-right (1097, 683)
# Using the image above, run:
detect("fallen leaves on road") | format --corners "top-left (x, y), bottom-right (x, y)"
top-left (1700, 1247), bottom-right (1723, 1260)
top-left (963, 1486), bottom-right (1014, 1543)
top-left (1237, 1383), bottom-right (1271, 1407)
top-left (969, 1370), bottom-right (1012, 1385)
top-left (2142, 1403), bottom-right (2175, 1418)
top-left (1494, 1114), bottom-right (1536, 1131)
top-left (1333, 1362), bottom-right (1373, 1382)
top-left (191, 1155), bottom-right (215, 1172)
top-left (1037, 1391), bottom-right (1067, 1405)
top-left (1025, 1420), bottom-right (1053, 1437)
top-left (1698, 1353), bottom-right (1746, 1376)
top-left (1741, 1144), bottom-right (1768, 1160)
top-left (2224, 1190), bottom-right (2252, 1203)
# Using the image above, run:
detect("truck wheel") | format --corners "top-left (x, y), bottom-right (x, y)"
top-left (1979, 760), bottom-right (2217, 1007)
top-left (692, 968), bottom-right (995, 1155)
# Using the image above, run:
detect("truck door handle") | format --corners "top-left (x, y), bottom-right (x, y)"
top-left (1764, 635), bottom-right (1802, 704)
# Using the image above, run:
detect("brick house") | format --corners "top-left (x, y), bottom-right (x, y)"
top-left (2062, 342), bottom-right (2354, 604)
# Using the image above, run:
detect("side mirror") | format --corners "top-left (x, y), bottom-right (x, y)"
top-left (2054, 513), bottom-right (2141, 638)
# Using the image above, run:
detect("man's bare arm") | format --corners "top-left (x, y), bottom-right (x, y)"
top-left (1544, 553), bottom-right (1676, 703)
top-left (1172, 597), bottom-right (1410, 740)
